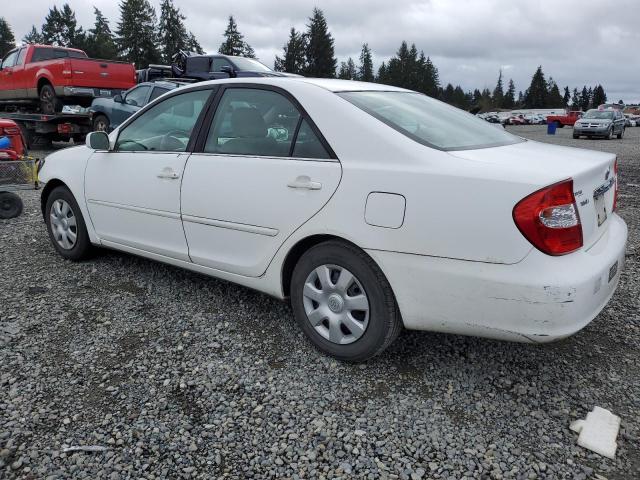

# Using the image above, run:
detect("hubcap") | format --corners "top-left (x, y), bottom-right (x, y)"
top-left (50, 199), bottom-right (77, 250)
top-left (302, 264), bottom-right (370, 345)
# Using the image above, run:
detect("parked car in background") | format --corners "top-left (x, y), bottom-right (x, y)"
top-left (507, 114), bottom-right (527, 125)
top-left (623, 114), bottom-right (638, 127)
top-left (168, 53), bottom-right (295, 82)
top-left (39, 77), bottom-right (626, 361)
top-left (89, 80), bottom-right (187, 132)
top-left (573, 109), bottom-right (626, 139)
top-left (0, 44), bottom-right (136, 114)
top-left (547, 110), bottom-right (583, 127)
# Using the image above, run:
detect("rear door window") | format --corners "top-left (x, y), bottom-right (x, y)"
top-left (31, 48), bottom-right (54, 62)
top-left (211, 58), bottom-right (233, 72)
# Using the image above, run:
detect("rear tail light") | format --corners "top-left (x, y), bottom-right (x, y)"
top-left (513, 178), bottom-right (583, 256)
top-left (613, 159), bottom-right (619, 212)
top-left (3, 127), bottom-right (19, 135)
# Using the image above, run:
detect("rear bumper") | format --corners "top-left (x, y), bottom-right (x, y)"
top-left (367, 214), bottom-right (628, 343)
top-left (56, 86), bottom-right (126, 98)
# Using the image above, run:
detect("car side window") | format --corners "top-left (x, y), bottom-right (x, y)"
top-left (30, 48), bottom-right (53, 63)
top-left (149, 87), bottom-right (170, 102)
top-left (15, 48), bottom-right (27, 66)
top-left (115, 89), bottom-right (211, 152)
top-left (53, 49), bottom-right (69, 59)
top-left (1, 50), bottom-right (18, 68)
top-left (124, 86), bottom-right (151, 107)
top-left (211, 58), bottom-right (233, 72)
top-left (204, 88), bottom-right (301, 157)
top-left (292, 120), bottom-right (331, 159)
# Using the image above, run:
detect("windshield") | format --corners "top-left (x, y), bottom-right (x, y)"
top-left (338, 91), bottom-right (524, 151)
top-left (583, 110), bottom-right (614, 120)
top-left (230, 57), bottom-right (272, 72)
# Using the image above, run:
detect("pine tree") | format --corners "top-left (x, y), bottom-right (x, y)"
top-left (219, 16), bottom-right (255, 58)
top-left (492, 70), bottom-right (504, 109)
top-left (337, 57), bottom-right (357, 80)
top-left (42, 4), bottom-right (85, 48)
top-left (23, 26), bottom-right (44, 44)
top-left (562, 86), bottom-right (571, 108)
top-left (304, 8), bottom-right (336, 78)
top-left (592, 85), bottom-right (607, 108)
top-left (503, 79), bottom-right (516, 109)
top-left (187, 33), bottom-right (204, 55)
top-left (385, 41), bottom-right (418, 89)
top-left (376, 61), bottom-right (388, 83)
top-left (84, 8), bottom-right (117, 59)
top-left (418, 55), bottom-right (440, 98)
top-left (358, 43), bottom-right (374, 82)
top-left (571, 88), bottom-right (581, 109)
top-left (579, 86), bottom-right (590, 111)
top-left (517, 91), bottom-right (524, 108)
top-left (159, 0), bottom-right (192, 62)
top-left (274, 28), bottom-right (307, 74)
top-left (0, 18), bottom-right (15, 57)
top-left (116, 0), bottom-right (161, 68)
top-left (523, 66), bottom-right (548, 108)
top-left (472, 89), bottom-right (482, 108)
top-left (546, 77), bottom-right (564, 107)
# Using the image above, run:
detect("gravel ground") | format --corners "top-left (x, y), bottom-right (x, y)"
top-left (1, 126), bottom-right (639, 479)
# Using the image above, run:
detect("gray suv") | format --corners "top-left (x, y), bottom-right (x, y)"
top-left (573, 109), bottom-right (626, 139)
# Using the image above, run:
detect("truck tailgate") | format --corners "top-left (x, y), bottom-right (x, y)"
top-left (68, 59), bottom-right (136, 89)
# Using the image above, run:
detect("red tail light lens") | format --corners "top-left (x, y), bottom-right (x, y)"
top-left (3, 127), bottom-right (19, 135)
top-left (513, 179), bottom-right (583, 256)
top-left (613, 159), bottom-right (618, 212)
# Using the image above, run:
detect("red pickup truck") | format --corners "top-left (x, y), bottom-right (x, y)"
top-left (546, 110), bottom-right (584, 127)
top-left (0, 45), bottom-right (136, 114)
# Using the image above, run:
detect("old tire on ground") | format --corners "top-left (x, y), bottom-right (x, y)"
top-left (92, 114), bottom-right (110, 132)
top-left (39, 84), bottom-right (63, 115)
top-left (290, 240), bottom-right (402, 362)
top-left (44, 186), bottom-right (92, 261)
top-left (0, 192), bottom-right (23, 219)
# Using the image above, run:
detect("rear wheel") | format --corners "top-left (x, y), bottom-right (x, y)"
top-left (39, 84), bottom-right (62, 114)
top-left (0, 192), bottom-right (23, 219)
top-left (45, 186), bottom-right (92, 261)
top-left (290, 241), bottom-right (402, 362)
top-left (555, 121), bottom-right (562, 128)
top-left (617, 127), bottom-right (624, 139)
top-left (607, 127), bottom-right (614, 140)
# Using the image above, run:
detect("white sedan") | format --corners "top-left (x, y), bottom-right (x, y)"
top-left (39, 78), bottom-right (627, 361)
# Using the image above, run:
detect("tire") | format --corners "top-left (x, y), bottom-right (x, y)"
top-left (92, 114), bottom-right (110, 133)
top-left (607, 127), bottom-right (613, 140)
top-left (0, 192), bottom-right (23, 219)
top-left (573, 133), bottom-right (579, 139)
top-left (290, 240), bottom-right (402, 362)
top-left (39, 84), bottom-right (63, 115)
top-left (555, 121), bottom-right (562, 128)
top-left (44, 186), bottom-right (92, 261)
top-left (617, 127), bottom-right (624, 139)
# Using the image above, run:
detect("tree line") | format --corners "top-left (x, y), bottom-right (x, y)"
top-left (0, 6), bottom-right (611, 111)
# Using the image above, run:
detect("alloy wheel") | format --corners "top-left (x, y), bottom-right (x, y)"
top-left (302, 264), bottom-right (370, 345)
top-left (50, 199), bottom-right (77, 250)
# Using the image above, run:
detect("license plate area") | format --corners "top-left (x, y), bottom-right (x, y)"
top-left (608, 260), bottom-right (618, 283)
top-left (594, 192), bottom-right (607, 227)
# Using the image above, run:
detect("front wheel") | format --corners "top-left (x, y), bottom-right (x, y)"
top-left (92, 114), bottom-right (110, 132)
top-left (607, 127), bottom-right (614, 140)
top-left (617, 127), bottom-right (624, 139)
top-left (45, 186), bottom-right (92, 261)
top-left (290, 241), bottom-right (402, 362)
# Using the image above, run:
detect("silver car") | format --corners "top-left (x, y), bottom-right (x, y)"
top-left (573, 109), bottom-right (626, 139)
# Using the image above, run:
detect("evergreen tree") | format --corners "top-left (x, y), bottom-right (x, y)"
top-left (592, 85), bottom-right (607, 107)
top-left (517, 91), bottom-right (524, 108)
top-left (0, 18), bottom-right (15, 57)
top-left (562, 86), bottom-right (571, 108)
top-left (304, 8), bottom-right (336, 78)
top-left (84, 8), bottom-right (117, 59)
top-left (579, 86), bottom-right (590, 111)
top-left (218, 16), bottom-right (255, 58)
top-left (376, 61), bottom-right (388, 83)
top-left (358, 43), bottom-right (374, 82)
top-left (452, 85), bottom-right (469, 109)
top-left (22, 25), bottom-right (44, 44)
top-left (545, 77), bottom-right (564, 107)
top-left (571, 87), bottom-right (581, 109)
top-left (274, 28), bottom-right (307, 74)
top-left (116, 0), bottom-right (161, 68)
top-left (492, 70), bottom-right (504, 109)
top-left (187, 33), bottom-right (204, 55)
top-left (523, 66), bottom-right (548, 108)
top-left (337, 57), bottom-right (357, 80)
top-left (42, 4), bottom-right (85, 48)
top-left (384, 41), bottom-right (418, 89)
top-left (472, 89), bottom-right (482, 108)
top-left (418, 54), bottom-right (440, 98)
top-left (480, 88), bottom-right (493, 111)
top-left (159, 0), bottom-right (195, 62)
top-left (503, 79), bottom-right (516, 109)
top-left (442, 83), bottom-right (455, 104)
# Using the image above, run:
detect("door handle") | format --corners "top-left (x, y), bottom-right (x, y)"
top-left (287, 176), bottom-right (322, 190)
top-left (157, 168), bottom-right (180, 180)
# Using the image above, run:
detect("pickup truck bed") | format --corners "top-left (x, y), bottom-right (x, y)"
top-left (0, 44), bottom-right (136, 114)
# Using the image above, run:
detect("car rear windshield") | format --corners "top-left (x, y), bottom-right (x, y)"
top-left (338, 91), bottom-right (524, 151)
top-left (230, 57), bottom-right (272, 72)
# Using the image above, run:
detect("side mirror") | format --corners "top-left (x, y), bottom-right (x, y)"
top-left (220, 65), bottom-right (236, 78)
top-left (113, 94), bottom-right (123, 103)
top-left (86, 131), bottom-right (110, 150)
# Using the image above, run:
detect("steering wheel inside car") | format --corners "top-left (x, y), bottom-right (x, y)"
top-left (160, 129), bottom-right (191, 151)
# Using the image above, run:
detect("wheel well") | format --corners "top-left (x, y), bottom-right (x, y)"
top-left (40, 179), bottom-right (67, 217)
top-left (37, 78), bottom-right (52, 95)
top-left (281, 234), bottom-right (360, 297)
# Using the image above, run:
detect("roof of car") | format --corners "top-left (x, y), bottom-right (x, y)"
top-left (187, 76), bottom-right (411, 93)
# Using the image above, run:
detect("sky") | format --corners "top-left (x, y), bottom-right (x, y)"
top-left (4, 0), bottom-right (640, 101)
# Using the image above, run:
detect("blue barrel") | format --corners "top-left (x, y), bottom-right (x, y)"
top-left (547, 121), bottom-right (557, 135)
top-left (0, 136), bottom-right (11, 149)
